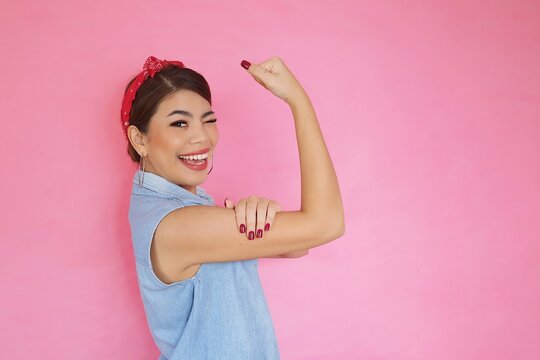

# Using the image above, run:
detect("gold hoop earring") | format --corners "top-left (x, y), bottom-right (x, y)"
top-left (207, 154), bottom-right (214, 175)
top-left (138, 154), bottom-right (146, 187)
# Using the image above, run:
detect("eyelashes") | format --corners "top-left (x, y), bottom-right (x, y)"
top-left (172, 119), bottom-right (217, 127)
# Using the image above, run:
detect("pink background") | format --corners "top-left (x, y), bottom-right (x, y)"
top-left (1, 0), bottom-right (539, 359)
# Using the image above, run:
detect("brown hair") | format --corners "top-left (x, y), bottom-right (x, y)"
top-left (124, 65), bottom-right (212, 163)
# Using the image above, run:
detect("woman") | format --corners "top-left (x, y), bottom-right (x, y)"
top-left (123, 55), bottom-right (345, 359)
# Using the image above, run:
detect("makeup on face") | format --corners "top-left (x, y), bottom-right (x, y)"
top-left (177, 148), bottom-right (210, 170)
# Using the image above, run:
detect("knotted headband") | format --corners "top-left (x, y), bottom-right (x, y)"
top-left (121, 55), bottom-right (185, 138)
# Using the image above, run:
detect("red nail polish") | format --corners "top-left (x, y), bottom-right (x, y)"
top-left (257, 229), bottom-right (263, 238)
top-left (240, 224), bottom-right (246, 233)
top-left (264, 223), bottom-right (270, 231)
top-left (248, 231), bottom-right (255, 240)
top-left (241, 60), bottom-right (251, 70)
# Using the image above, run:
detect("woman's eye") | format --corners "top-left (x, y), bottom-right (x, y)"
top-left (172, 119), bottom-right (216, 127)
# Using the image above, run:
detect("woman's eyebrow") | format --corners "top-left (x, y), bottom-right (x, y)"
top-left (167, 110), bottom-right (215, 118)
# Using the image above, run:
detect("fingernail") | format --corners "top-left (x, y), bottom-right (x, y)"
top-left (248, 231), bottom-right (255, 240)
top-left (257, 229), bottom-right (263, 238)
top-left (240, 224), bottom-right (246, 233)
top-left (224, 198), bottom-right (229, 207)
top-left (241, 60), bottom-right (251, 70)
top-left (264, 223), bottom-right (270, 231)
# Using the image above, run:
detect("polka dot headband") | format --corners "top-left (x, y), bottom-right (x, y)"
top-left (121, 55), bottom-right (184, 138)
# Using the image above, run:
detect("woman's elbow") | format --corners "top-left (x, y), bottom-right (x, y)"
top-left (282, 249), bottom-right (310, 258)
top-left (324, 222), bottom-right (346, 242)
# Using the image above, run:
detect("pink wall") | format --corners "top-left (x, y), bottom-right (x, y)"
top-left (1, 0), bottom-right (539, 359)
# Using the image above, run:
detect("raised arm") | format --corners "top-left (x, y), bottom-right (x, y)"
top-left (153, 56), bottom-right (345, 273)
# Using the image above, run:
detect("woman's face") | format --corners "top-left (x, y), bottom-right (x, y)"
top-left (140, 89), bottom-right (218, 194)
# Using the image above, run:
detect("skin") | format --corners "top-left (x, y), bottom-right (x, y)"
top-left (128, 89), bottom-right (218, 195)
top-left (127, 89), bottom-right (308, 258)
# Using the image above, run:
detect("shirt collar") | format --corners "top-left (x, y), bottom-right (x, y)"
top-left (132, 169), bottom-right (214, 205)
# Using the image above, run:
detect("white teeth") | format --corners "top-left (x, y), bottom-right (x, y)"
top-left (178, 153), bottom-right (208, 160)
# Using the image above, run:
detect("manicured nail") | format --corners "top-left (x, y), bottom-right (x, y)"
top-left (224, 198), bottom-right (229, 207)
top-left (264, 223), bottom-right (270, 231)
top-left (240, 224), bottom-right (246, 233)
top-left (241, 60), bottom-right (251, 70)
top-left (257, 229), bottom-right (263, 238)
top-left (248, 231), bottom-right (255, 240)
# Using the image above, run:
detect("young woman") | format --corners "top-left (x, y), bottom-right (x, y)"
top-left (123, 55), bottom-right (345, 359)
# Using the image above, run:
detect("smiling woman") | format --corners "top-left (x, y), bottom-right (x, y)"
top-left (128, 89), bottom-right (219, 193)
top-left (122, 55), bottom-right (344, 360)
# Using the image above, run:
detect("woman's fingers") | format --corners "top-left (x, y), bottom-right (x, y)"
top-left (226, 198), bottom-right (247, 234)
top-left (228, 195), bottom-right (282, 240)
top-left (245, 59), bottom-right (278, 93)
top-left (255, 198), bottom-right (270, 238)
top-left (241, 56), bottom-right (305, 104)
top-left (245, 196), bottom-right (259, 240)
top-left (234, 199), bottom-right (246, 233)
top-left (224, 198), bottom-right (233, 208)
top-left (265, 200), bottom-right (282, 233)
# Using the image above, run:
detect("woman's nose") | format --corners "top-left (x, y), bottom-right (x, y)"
top-left (189, 125), bottom-right (209, 144)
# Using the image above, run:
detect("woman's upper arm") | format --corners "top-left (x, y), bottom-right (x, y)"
top-left (154, 205), bottom-right (338, 267)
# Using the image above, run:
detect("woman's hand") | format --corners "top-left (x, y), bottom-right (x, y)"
top-left (223, 195), bottom-right (282, 240)
top-left (241, 56), bottom-right (307, 105)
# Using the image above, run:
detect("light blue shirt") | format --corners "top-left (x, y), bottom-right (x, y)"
top-left (128, 170), bottom-right (280, 359)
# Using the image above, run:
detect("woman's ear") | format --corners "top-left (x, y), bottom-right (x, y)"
top-left (128, 125), bottom-right (147, 156)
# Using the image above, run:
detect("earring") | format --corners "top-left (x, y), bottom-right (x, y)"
top-left (207, 154), bottom-right (214, 174)
top-left (138, 154), bottom-right (146, 187)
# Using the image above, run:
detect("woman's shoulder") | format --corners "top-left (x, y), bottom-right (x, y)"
top-left (195, 186), bottom-right (215, 206)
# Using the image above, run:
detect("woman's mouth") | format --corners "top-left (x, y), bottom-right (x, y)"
top-left (178, 156), bottom-right (208, 170)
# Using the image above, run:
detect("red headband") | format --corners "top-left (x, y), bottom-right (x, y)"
top-left (121, 55), bottom-right (185, 138)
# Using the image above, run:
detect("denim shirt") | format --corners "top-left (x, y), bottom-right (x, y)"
top-left (128, 170), bottom-right (280, 360)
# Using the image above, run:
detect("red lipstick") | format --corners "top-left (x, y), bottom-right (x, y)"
top-left (179, 148), bottom-right (209, 156)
